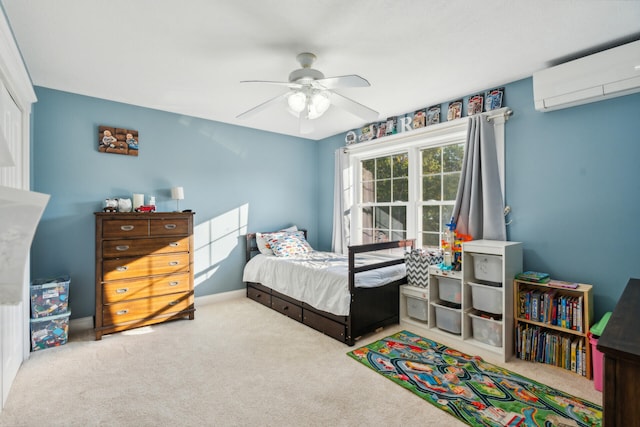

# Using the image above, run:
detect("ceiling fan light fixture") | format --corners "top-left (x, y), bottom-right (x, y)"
top-left (311, 90), bottom-right (331, 115)
top-left (287, 91), bottom-right (307, 113)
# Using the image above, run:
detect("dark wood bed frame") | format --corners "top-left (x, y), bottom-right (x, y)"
top-left (245, 231), bottom-right (415, 345)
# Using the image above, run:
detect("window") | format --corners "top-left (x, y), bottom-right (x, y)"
top-left (346, 110), bottom-right (507, 250)
top-left (420, 143), bottom-right (464, 248)
top-left (361, 154), bottom-right (408, 243)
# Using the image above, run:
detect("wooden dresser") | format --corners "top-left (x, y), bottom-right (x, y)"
top-left (597, 278), bottom-right (640, 426)
top-left (94, 211), bottom-right (195, 340)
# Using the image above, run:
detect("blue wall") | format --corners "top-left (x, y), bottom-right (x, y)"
top-left (32, 78), bottom-right (640, 322)
top-left (319, 77), bottom-right (640, 321)
top-left (31, 87), bottom-right (319, 319)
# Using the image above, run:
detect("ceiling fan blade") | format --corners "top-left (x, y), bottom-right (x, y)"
top-left (240, 80), bottom-right (302, 90)
top-left (331, 92), bottom-right (379, 122)
top-left (315, 75), bottom-right (370, 89)
top-left (236, 92), bottom-right (289, 119)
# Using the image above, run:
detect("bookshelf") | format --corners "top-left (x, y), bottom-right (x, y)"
top-left (514, 279), bottom-right (594, 379)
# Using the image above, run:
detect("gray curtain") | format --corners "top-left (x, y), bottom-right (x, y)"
top-left (451, 116), bottom-right (506, 241)
top-left (331, 148), bottom-right (350, 254)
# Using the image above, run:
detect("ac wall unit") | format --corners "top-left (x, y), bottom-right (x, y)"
top-left (533, 40), bottom-right (640, 112)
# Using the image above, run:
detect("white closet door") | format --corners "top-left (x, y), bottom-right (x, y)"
top-left (0, 79), bottom-right (27, 407)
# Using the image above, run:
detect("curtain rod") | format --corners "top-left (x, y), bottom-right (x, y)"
top-left (485, 108), bottom-right (513, 122)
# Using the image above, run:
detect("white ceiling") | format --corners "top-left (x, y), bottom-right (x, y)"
top-left (3, 0), bottom-right (640, 140)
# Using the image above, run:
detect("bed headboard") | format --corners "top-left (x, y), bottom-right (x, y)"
top-left (245, 229), bottom-right (308, 262)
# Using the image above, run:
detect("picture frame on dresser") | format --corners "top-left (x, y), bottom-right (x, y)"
top-left (94, 211), bottom-right (195, 340)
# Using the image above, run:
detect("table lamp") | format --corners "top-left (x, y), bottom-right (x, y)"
top-left (171, 186), bottom-right (184, 212)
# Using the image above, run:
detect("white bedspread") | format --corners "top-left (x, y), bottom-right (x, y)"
top-left (242, 251), bottom-right (406, 316)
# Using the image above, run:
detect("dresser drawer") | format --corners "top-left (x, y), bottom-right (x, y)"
top-left (103, 253), bottom-right (190, 281)
top-left (102, 236), bottom-right (189, 258)
top-left (102, 292), bottom-right (193, 326)
top-left (103, 219), bottom-right (148, 238)
top-left (102, 273), bottom-right (191, 304)
top-left (247, 285), bottom-right (271, 308)
top-left (149, 219), bottom-right (189, 236)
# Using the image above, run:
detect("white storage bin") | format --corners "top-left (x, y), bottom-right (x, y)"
top-left (469, 311), bottom-right (503, 347)
top-left (406, 296), bottom-right (428, 322)
top-left (433, 302), bottom-right (461, 335)
top-left (469, 282), bottom-right (503, 314)
top-left (470, 253), bottom-right (503, 283)
top-left (437, 276), bottom-right (461, 304)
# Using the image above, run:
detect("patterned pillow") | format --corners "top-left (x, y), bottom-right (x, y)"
top-left (264, 230), bottom-right (312, 257)
top-left (256, 226), bottom-right (298, 255)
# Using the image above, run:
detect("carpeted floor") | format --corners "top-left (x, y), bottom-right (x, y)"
top-left (0, 296), bottom-right (601, 426)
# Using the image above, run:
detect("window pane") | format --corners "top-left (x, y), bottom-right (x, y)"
top-left (393, 177), bottom-right (408, 202)
top-left (422, 232), bottom-right (440, 248)
top-left (443, 144), bottom-right (464, 172)
top-left (376, 157), bottom-right (391, 179)
top-left (441, 205), bottom-right (453, 231)
top-left (393, 154), bottom-right (408, 177)
top-left (377, 179), bottom-right (391, 202)
top-left (392, 230), bottom-right (406, 241)
top-left (422, 206), bottom-right (439, 232)
top-left (422, 147), bottom-right (441, 175)
top-left (375, 229), bottom-right (389, 242)
top-left (362, 207), bottom-right (373, 229)
top-left (362, 159), bottom-right (375, 180)
top-left (423, 175), bottom-right (441, 201)
top-left (362, 229), bottom-right (374, 244)
top-left (443, 172), bottom-right (460, 200)
top-left (391, 206), bottom-right (406, 230)
top-left (375, 206), bottom-right (390, 229)
top-left (362, 180), bottom-right (375, 203)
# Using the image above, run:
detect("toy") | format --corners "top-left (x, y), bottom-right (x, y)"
top-left (135, 205), bottom-right (156, 213)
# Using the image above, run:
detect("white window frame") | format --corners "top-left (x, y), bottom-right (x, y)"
top-left (345, 107), bottom-right (510, 247)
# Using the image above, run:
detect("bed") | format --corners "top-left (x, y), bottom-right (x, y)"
top-left (243, 229), bottom-right (415, 345)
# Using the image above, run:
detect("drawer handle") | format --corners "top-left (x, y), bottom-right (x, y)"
top-left (169, 242), bottom-right (179, 247)
top-left (283, 305), bottom-right (289, 311)
top-left (169, 261), bottom-right (180, 266)
top-left (116, 309), bottom-right (129, 315)
top-left (120, 225), bottom-right (134, 231)
top-left (164, 224), bottom-right (177, 230)
top-left (115, 288), bottom-right (129, 294)
top-left (168, 301), bottom-right (179, 306)
top-left (116, 266), bottom-right (128, 272)
top-left (115, 245), bottom-right (130, 251)
top-left (169, 281), bottom-right (180, 287)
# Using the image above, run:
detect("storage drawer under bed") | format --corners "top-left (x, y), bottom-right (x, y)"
top-left (247, 283), bottom-right (271, 308)
top-left (271, 295), bottom-right (302, 322)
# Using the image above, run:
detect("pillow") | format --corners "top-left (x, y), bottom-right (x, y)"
top-left (256, 226), bottom-right (298, 255)
top-left (263, 230), bottom-right (312, 257)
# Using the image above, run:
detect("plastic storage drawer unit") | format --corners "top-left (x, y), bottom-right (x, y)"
top-left (30, 275), bottom-right (70, 318)
top-left (469, 282), bottom-right (502, 314)
top-left (30, 311), bottom-right (71, 351)
top-left (470, 253), bottom-right (502, 283)
top-left (436, 276), bottom-right (461, 304)
top-left (469, 311), bottom-right (502, 347)
top-left (406, 296), bottom-right (429, 322)
top-left (433, 302), bottom-right (461, 335)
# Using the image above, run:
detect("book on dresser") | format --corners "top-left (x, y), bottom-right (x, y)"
top-left (94, 211), bottom-right (196, 340)
top-left (513, 277), bottom-right (593, 378)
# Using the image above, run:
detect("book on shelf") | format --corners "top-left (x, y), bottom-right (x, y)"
top-left (547, 279), bottom-right (579, 289)
top-left (516, 271), bottom-right (550, 283)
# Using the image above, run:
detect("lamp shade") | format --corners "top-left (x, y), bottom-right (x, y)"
top-left (171, 186), bottom-right (184, 200)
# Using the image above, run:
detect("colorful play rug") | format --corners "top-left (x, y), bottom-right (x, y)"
top-left (347, 330), bottom-right (601, 427)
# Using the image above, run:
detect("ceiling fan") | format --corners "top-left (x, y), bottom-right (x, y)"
top-left (236, 52), bottom-right (379, 133)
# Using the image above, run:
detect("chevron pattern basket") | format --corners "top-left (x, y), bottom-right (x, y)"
top-left (405, 249), bottom-right (443, 288)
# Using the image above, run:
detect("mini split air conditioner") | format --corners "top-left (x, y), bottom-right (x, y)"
top-left (533, 40), bottom-right (640, 111)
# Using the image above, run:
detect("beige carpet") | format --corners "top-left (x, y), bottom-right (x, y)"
top-left (0, 296), bottom-right (602, 426)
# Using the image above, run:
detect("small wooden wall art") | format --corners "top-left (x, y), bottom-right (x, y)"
top-left (98, 126), bottom-right (139, 156)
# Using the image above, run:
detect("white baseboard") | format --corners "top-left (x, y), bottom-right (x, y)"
top-left (70, 289), bottom-right (246, 333)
